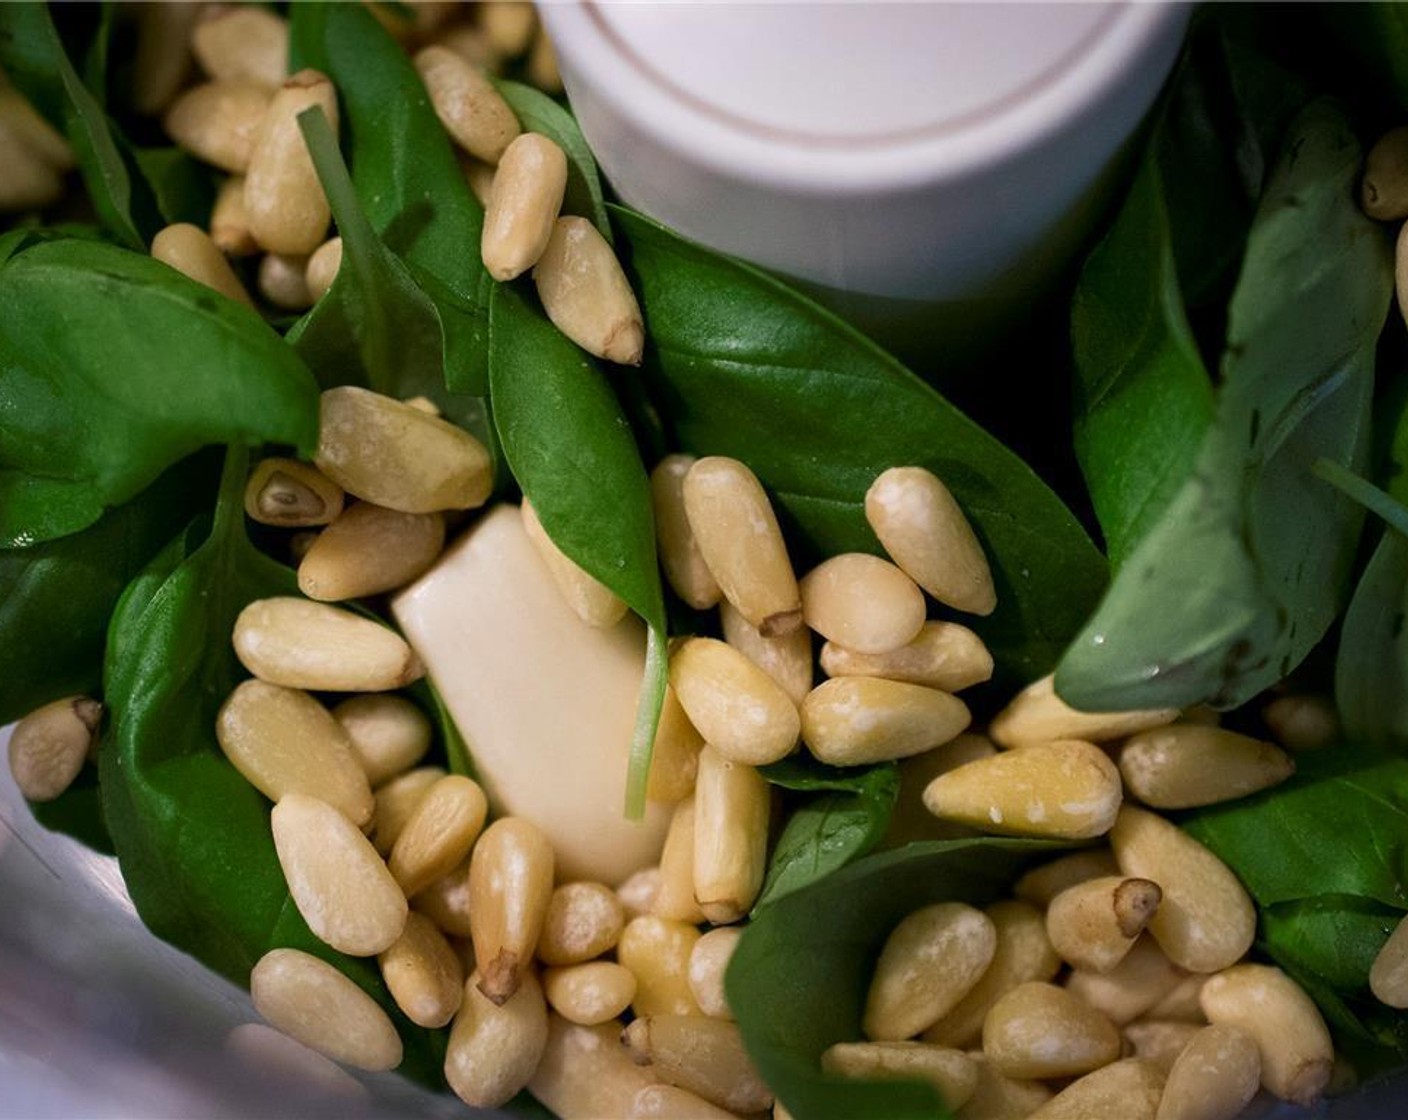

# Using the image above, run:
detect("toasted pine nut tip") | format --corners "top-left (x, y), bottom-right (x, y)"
top-left (211, 175), bottom-right (259, 256)
top-left (151, 222), bottom-right (255, 307)
top-left (527, 28), bottom-right (562, 95)
top-left (865, 466), bottom-right (996, 615)
top-left (922, 739), bottom-right (1121, 840)
top-left (864, 902), bottom-right (996, 1042)
top-left (0, 117), bottom-right (64, 212)
top-left (543, 961), bottom-right (636, 1026)
top-left (683, 456), bottom-right (801, 632)
top-left (378, 911), bottom-right (464, 1029)
top-left (1370, 913), bottom-right (1408, 1008)
top-left (803, 677), bottom-right (970, 767)
top-left (244, 457), bottom-right (344, 527)
top-left (271, 793), bottom-right (408, 956)
top-left (1033, 1058), bottom-right (1165, 1120)
top-left (372, 765), bottom-right (445, 857)
top-left (801, 552), bottom-right (927, 654)
top-left (468, 817), bottom-right (556, 1005)
top-left (191, 5), bottom-right (289, 88)
top-left (305, 236), bottom-right (342, 301)
top-left (1362, 126), bottom-right (1408, 221)
top-left (332, 693), bottom-right (431, 788)
top-left (990, 673), bottom-right (1179, 749)
top-left (618, 915), bottom-right (703, 1017)
top-left (720, 599), bottom-right (812, 706)
top-left (823, 1042), bottom-right (978, 1110)
top-left (654, 797), bottom-right (706, 924)
top-left (645, 685), bottom-right (704, 804)
top-left (132, 2), bottom-right (201, 116)
top-left (1045, 875), bottom-right (1162, 974)
top-left (1109, 805), bottom-right (1255, 974)
top-left (388, 774), bottom-right (489, 898)
top-left (1261, 693), bottom-right (1340, 751)
top-left (482, 132), bottom-right (567, 280)
top-left (688, 926), bottom-right (743, 1021)
top-left (622, 1016), bottom-right (774, 1114)
top-left (616, 867), bottom-right (663, 922)
top-left (530, 1016), bottom-right (660, 1119)
top-left (692, 747), bottom-right (770, 925)
top-left (536, 881), bottom-right (625, 966)
top-left (216, 680), bottom-right (374, 828)
top-left (521, 499), bottom-right (628, 627)
top-left (533, 216), bottom-right (645, 365)
top-left (445, 969), bottom-right (549, 1109)
top-left (1121, 1019), bottom-right (1201, 1075)
top-left (315, 386), bottom-right (493, 513)
top-left (629, 1084), bottom-right (737, 1120)
top-left (981, 981), bottom-right (1121, 1080)
top-left (1014, 848), bottom-right (1120, 907)
top-left (257, 251), bottom-right (313, 310)
top-left (961, 1053), bottom-right (1053, 1118)
top-left (482, 1), bottom-right (538, 57)
top-left (162, 80), bottom-right (271, 173)
top-left (1199, 964), bottom-right (1333, 1106)
top-left (299, 503), bottom-right (446, 602)
top-left (232, 596), bottom-right (423, 692)
top-left (0, 90), bottom-right (74, 171)
top-left (243, 71), bottom-right (337, 255)
top-left (821, 619), bottom-right (992, 694)
top-left (1118, 724), bottom-right (1293, 809)
top-left (1155, 1022), bottom-right (1260, 1120)
top-left (250, 948), bottom-right (403, 1071)
top-left (668, 637), bottom-right (799, 766)
top-left (1065, 935), bottom-right (1183, 1027)
top-left (8, 696), bottom-right (101, 802)
top-left (652, 454), bottom-right (723, 610)
top-left (414, 45), bottom-right (520, 163)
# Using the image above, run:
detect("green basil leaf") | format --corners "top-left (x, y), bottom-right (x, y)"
top-left (0, 238), bottom-right (319, 547)
top-left (31, 764), bottom-right (113, 855)
top-left (727, 838), bottom-right (1063, 1120)
top-left (133, 145), bottom-right (219, 227)
top-left (492, 78), bottom-right (610, 239)
top-left (610, 204), bottom-right (1107, 689)
top-left (1337, 532), bottom-right (1408, 745)
top-left (1320, 2), bottom-right (1408, 114)
top-left (1056, 101), bottom-right (1393, 711)
top-left (99, 449), bottom-right (448, 1088)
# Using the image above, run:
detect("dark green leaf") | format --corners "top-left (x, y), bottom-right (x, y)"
top-left (1320, 3), bottom-right (1408, 114)
top-left (133, 145), bottom-right (219, 227)
top-left (727, 838), bottom-right (1062, 1120)
top-left (1337, 532), bottom-right (1408, 745)
top-left (1056, 101), bottom-right (1393, 711)
top-left (0, 238), bottom-right (319, 547)
top-left (31, 763), bottom-right (113, 855)
top-left (488, 281), bottom-right (666, 817)
top-left (611, 204), bottom-right (1107, 689)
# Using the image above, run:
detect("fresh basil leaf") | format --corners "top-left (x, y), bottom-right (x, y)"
top-left (610, 204), bottom-right (1107, 689)
top-left (755, 758), bottom-right (899, 911)
top-left (1320, 2), bottom-right (1408, 114)
top-left (727, 838), bottom-right (1063, 1120)
top-left (488, 281), bottom-right (667, 818)
top-left (0, 238), bottom-right (319, 547)
top-left (99, 449), bottom-right (448, 1088)
top-left (133, 145), bottom-right (219, 227)
top-left (31, 765), bottom-right (113, 855)
top-left (492, 78), bottom-right (610, 240)
top-left (1337, 532), bottom-right (1408, 745)
top-left (1056, 101), bottom-right (1393, 712)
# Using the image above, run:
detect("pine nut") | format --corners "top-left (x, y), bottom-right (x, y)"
top-left (250, 948), bottom-right (402, 1071)
top-left (481, 132), bottom-right (567, 280)
top-left (224, 1022), bottom-right (367, 1100)
top-left (989, 674), bottom-right (1178, 749)
top-left (258, 251), bottom-right (313, 310)
top-left (1199, 964), bottom-right (1332, 1105)
top-left (445, 968), bottom-right (549, 1109)
top-left (1046, 876), bottom-right (1163, 974)
top-left (688, 927), bottom-right (742, 1021)
top-left (211, 175), bottom-right (258, 256)
top-left (163, 80), bottom-right (271, 173)
top-left (1013, 848), bottom-right (1120, 907)
top-left (537, 881), bottom-right (625, 966)
top-left (1154, 1023), bottom-right (1259, 1120)
top-left (0, 90), bottom-right (72, 171)
top-left (389, 774), bottom-right (489, 898)
top-left (244, 70), bottom-right (335, 255)
top-left (1118, 725), bottom-right (1293, 809)
top-left (617, 915), bottom-right (702, 1017)
top-left (804, 677), bottom-right (970, 766)
top-left (305, 236), bottom-right (342, 301)
top-left (372, 766), bottom-right (444, 856)
top-left (721, 599), bottom-right (812, 707)
top-left (414, 45), bottom-right (520, 163)
top-left (1065, 935), bottom-right (1184, 1026)
top-left (823, 1042), bottom-right (977, 1110)
top-left (1362, 126), bottom-right (1408, 220)
top-left (800, 553), bottom-right (926, 655)
top-left (299, 503), bottom-right (445, 601)
top-left (291, 532), bottom-right (320, 565)
top-left (1180, 705), bottom-right (1221, 726)
top-left (981, 981), bottom-right (1120, 1080)
top-left (151, 222), bottom-right (254, 307)
top-left (669, 637), bottom-right (799, 766)
top-left (822, 620), bottom-right (992, 694)
top-left (1029, 1058), bottom-right (1164, 1120)
top-left (522, 499), bottom-right (627, 627)
top-left (865, 902), bottom-right (996, 1042)
top-left (461, 152), bottom-right (497, 206)
top-left (436, 22), bottom-right (500, 71)
top-left (959, 1052), bottom-right (1053, 1120)
top-left (415, 859), bottom-right (474, 938)
top-left (622, 1015), bottom-right (773, 1114)
top-left (629, 1084), bottom-right (737, 1120)
top-left (1261, 693), bottom-right (1339, 751)
top-left (922, 740), bottom-right (1122, 839)
top-left (1145, 973), bottom-right (1208, 1023)
top-left (923, 900), bottom-right (1060, 1049)
top-left (544, 960), bottom-right (636, 1025)
top-left (133, 1), bottom-right (201, 116)
top-left (379, 910), bottom-right (464, 1028)
top-left (315, 386), bottom-right (492, 512)
top-left (403, 395), bottom-right (442, 416)
top-left (1371, 913), bottom-right (1408, 1007)
top-left (617, 868), bottom-right (663, 921)
top-left (271, 794), bottom-right (407, 955)
top-left (469, 817), bottom-right (556, 1004)
top-left (482, 1), bottom-right (537, 56)
top-left (655, 797), bottom-right (706, 924)
top-left (534, 216), bottom-right (645, 364)
top-left (1110, 806), bottom-right (1254, 974)
top-left (883, 733), bottom-right (996, 847)
top-left (865, 466), bottom-right (995, 616)
top-left (0, 115), bottom-right (62, 212)
top-left (1123, 1019), bottom-right (1202, 1075)
top-left (232, 596), bottom-right (423, 692)
top-left (692, 747), bottom-right (770, 925)
top-left (646, 686), bottom-right (703, 804)
top-left (244, 457), bottom-right (344, 528)
top-left (192, 5), bottom-right (288, 87)
top-left (331, 694), bottom-right (431, 789)
top-left (527, 28), bottom-right (562, 94)
top-left (529, 1017), bottom-right (659, 1120)
top-left (8, 696), bottom-right (101, 802)
top-left (652, 455), bottom-right (723, 611)
top-left (215, 680), bottom-right (373, 828)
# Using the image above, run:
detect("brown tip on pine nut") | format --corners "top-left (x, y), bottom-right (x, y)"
top-left (536, 881), bottom-right (625, 966)
top-left (720, 599), bottom-right (811, 706)
top-left (305, 236), bottom-right (342, 301)
top-left (1045, 876), bottom-right (1161, 974)
top-left (468, 817), bottom-right (555, 1005)
top-left (533, 215), bottom-right (645, 365)
top-left (151, 222), bottom-right (255, 307)
top-left (1032, 1058), bottom-right (1165, 1120)
top-left (521, 499), bottom-right (628, 627)
top-left (1154, 1022), bottom-right (1260, 1120)
top-left (299, 503), bottom-right (445, 602)
top-left (1117, 724), bottom-right (1294, 809)
top-left (8, 696), bottom-right (102, 802)
top-left (618, 915), bottom-right (703, 1018)
top-left (990, 674), bottom-right (1179, 749)
top-left (692, 747), bottom-right (770, 925)
top-left (445, 968), bottom-right (549, 1108)
top-left (669, 637), bottom-right (799, 766)
top-left (232, 597), bottom-right (423, 692)
top-left (482, 132), bottom-right (567, 281)
top-left (803, 677), bottom-right (970, 767)
top-left (243, 70), bottom-right (336, 256)
top-left (1261, 693), bottom-right (1340, 751)
top-left (1370, 913), bottom-right (1408, 1008)
top-left (981, 981), bottom-right (1121, 1080)
top-left (621, 1015), bottom-right (774, 1114)
top-left (163, 80), bottom-right (271, 173)
top-left (244, 458), bottom-right (344, 527)
top-left (800, 552), bottom-right (927, 655)
top-left (413, 45), bottom-right (521, 163)
top-left (379, 911), bottom-right (464, 1029)
top-left (822, 1042), bottom-right (977, 1110)
top-left (652, 454), bottom-right (723, 611)
top-left (1362, 126), bottom-right (1408, 221)
top-left (192, 5), bottom-right (290, 89)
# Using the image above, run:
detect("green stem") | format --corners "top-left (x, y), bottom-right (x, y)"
top-left (1313, 458), bottom-right (1408, 540)
top-left (625, 624), bottom-right (668, 820)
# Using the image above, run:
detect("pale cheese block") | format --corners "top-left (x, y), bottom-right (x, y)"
top-left (392, 504), bottom-right (669, 884)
